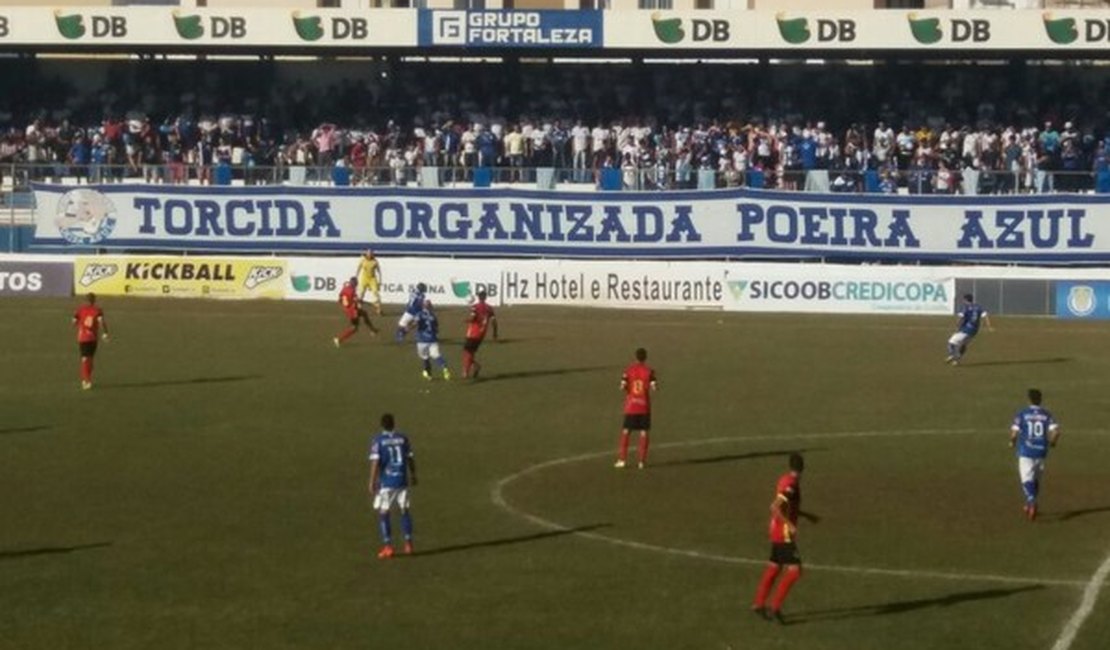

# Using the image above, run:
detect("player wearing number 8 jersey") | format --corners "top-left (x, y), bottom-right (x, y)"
top-left (614, 348), bottom-right (657, 469)
top-left (1009, 388), bottom-right (1061, 521)
top-left (369, 413), bottom-right (417, 558)
top-left (72, 293), bottom-right (109, 390)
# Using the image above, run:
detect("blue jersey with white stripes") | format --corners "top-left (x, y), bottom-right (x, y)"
top-left (404, 289), bottom-right (426, 316)
top-left (1012, 405), bottom-right (1058, 459)
top-left (369, 430), bottom-right (413, 489)
top-left (958, 303), bottom-right (987, 335)
top-left (415, 309), bottom-right (439, 343)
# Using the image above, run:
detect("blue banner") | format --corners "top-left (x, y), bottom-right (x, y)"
top-left (1056, 281), bottom-right (1110, 319)
top-left (29, 184), bottom-right (1110, 263)
top-left (418, 10), bottom-right (603, 48)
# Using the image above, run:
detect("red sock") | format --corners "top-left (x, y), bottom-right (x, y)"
top-left (80, 357), bottom-right (92, 382)
top-left (338, 326), bottom-right (357, 343)
top-left (770, 565), bottom-right (801, 611)
top-left (617, 431), bottom-right (630, 462)
top-left (637, 432), bottom-right (650, 465)
top-left (462, 350), bottom-right (473, 377)
top-left (753, 564), bottom-right (781, 608)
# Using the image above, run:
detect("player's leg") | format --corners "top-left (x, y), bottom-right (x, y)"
top-left (396, 312), bottom-right (414, 342)
top-left (636, 416), bottom-right (651, 468)
top-left (946, 332), bottom-right (966, 363)
top-left (766, 544), bottom-right (802, 622)
top-left (1019, 457), bottom-right (1043, 520)
top-left (431, 342), bottom-right (451, 379)
top-left (336, 316), bottom-right (358, 346)
top-left (462, 339), bottom-right (479, 378)
top-left (418, 342), bottom-right (432, 379)
top-left (752, 560), bottom-right (781, 616)
top-left (369, 282), bottom-right (382, 315)
top-left (79, 341), bottom-right (97, 389)
top-left (615, 419), bottom-right (632, 468)
top-left (398, 489), bottom-right (414, 554)
top-left (358, 308), bottom-right (378, 334)
top-left (374, 490), bottom-right (395, 558)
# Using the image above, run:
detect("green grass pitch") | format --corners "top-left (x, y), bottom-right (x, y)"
top-left (2, 297), bottom-right (1109, 650)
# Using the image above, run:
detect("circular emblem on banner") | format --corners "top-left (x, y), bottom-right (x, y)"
top-left (55, 189), bottom-right (117, 245)
top-left (1067, 285), bottom-right (1096, 317)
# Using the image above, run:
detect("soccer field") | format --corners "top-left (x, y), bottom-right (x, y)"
top-left (1, 297), bottom-right (1109, 650)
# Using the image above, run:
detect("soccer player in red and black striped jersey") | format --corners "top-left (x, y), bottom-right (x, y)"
top-left (752, 453), bottom-right (806, 624)
top-left (334, 277), bottom-right (378, 347)
top-left (72, 293), bottom-right (108, 390)
top-left (614, 348), bottom-right (657, 469)
top-left (462, 290), bottom-right (497, 379)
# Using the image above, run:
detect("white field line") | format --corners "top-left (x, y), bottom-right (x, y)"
top-left (1049, 552), bottom-right (1110, 650)
top-left (491, 429), bottom-right (1089, 589)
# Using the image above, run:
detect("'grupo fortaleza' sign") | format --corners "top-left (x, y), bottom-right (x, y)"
top-left (30, 184), bottom-right (1110, 263)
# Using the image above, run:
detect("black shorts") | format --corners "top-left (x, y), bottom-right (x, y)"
top-left (79, 341), bottom-right (98, 358)
top-left (622, 413), bottom-right (651, 431)
top-left (769, 542), bottom-right (801, 566)
top-left (463, 337), bottom-right (483, 353)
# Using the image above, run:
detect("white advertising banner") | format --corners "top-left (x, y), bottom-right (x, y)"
top-left (498, 260), bottom-right (724, 309)
top-left (32, 184), bottom-right (1110, 264)
top-left (0, 8), bottom-right (416, 48)
top-left (721, 264), bottom-right (955, 314)
top-left (603, 9), bottom-right (1110, 51)
top-left (286, 256), bottom-right (503, 307)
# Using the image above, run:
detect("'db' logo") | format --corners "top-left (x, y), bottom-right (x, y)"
top-left (1043, 13), bottom-right (1078, 45)
top-left (727, 281), bottom-right (749, 300)
top-left (292, 11), bottom-right (323, 41)
top-left (1067, 285), bottom-right (1096, 317)
top-left (55, 189), bottom-right (117, 245)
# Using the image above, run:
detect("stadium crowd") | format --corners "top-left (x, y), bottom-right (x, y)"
top-left (2, 61), bottom-right (1109, 193)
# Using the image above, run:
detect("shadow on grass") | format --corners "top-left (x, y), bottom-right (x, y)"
top-left (961, 358), bottom-right (1071, 368)
top-left (0, 425), bottom-right (51, 436)
top-left (476, 366), bottom-right (615, 383)
top-left (99, 375), bottom-right (262, 390)
top-left (786, 584), bottom-right (1045, 625)
top-left (655, 448), bottom-right (819, 468)
top-left (414, 524), bottom-right (609, 558)
top-left (1045, 505), bottom-right (1110, 522)
top-left (0, 541), bottom-right (112, 561)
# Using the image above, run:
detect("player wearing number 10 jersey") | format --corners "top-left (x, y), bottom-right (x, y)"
top-left (614, 348), bottom-right (657, 469)
top-left (1009, 388), bottom-right (1061, 521)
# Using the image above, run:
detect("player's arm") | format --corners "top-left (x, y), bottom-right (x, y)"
top-left (98, 314), bottom-right (109, 340)
top-left (770, 493), bottom-right (796, 535)
top-left (406, 454), bottom-right (418, 487)
top-left (983, 312), bottom-right (994, 332)
top-left (1008, 423), bottom-right (1019, 447)
top-left (620, 373), bottom-right (629, 391)
top-left (650, 371), bottom-right (658, 391)
top-left (369, 459), bottom-right (380, 494)
top-left (489, 313), bottom-right (499, 341)
top-left (1049, 423), bottom-right (1061, 448)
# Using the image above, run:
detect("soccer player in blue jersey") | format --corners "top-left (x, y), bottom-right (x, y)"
top-left (415, 299), bottom-right (451, 381)
top-left (369, 413), bottom-right (417, 558)
top-left (1009, 389), bottom-right (1061, 521)
top-left (946, 293), bottom-right (992, 365)
top-left (395, 282), bottom-right (427, 342)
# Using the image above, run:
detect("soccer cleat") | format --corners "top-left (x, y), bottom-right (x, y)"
top-left (442, 368), bottom-right (452, 380)
top-left (770, 609), bottom-right (787, 625)
top-left (422, 370), bottom-right (432, 381)
top-left (1027, 504), bottom-right (1038, 521)
top-left (403, 541), bottom-right (414, 555)
top-left (751, 607), bottom-right (771, 621)
top-left (377, 545), bottom-right (394, 559)
top-left (637, 462), bottom-right (645, 470)
top-left (81, 381), bottom-right (92, 391)
top-left (944, 355), bottom-right (954, 363)
top-left (471, 363), bottom-right (481, 379)
top-left (333, 337), bottom-right (341, 348)
top-left (614, 459), bottom-right (626, 469)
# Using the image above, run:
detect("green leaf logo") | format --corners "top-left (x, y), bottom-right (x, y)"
top-left (908, 13), bottom-right (942, 45)
top-left (1043, 13), bottom-right (1078, 45)
top-left (54, 11), bottom-right (86, 40)
top-left (451, 280), bottom-right (472, 299)
top-left (173, 11), bottom-right (204, 40)
top-left (775, 13), bottom-right (810, 45)
top-left (291, 275), bottom-right (311, 292)
top-left (727, 281), bottom-right (748, 300)
top-left (651, 12), bottom-right (685, 45)
top-left (292, 11), bottom-right (324, 42)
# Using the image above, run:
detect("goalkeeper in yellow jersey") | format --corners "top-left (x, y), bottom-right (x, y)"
top-left (356, 249), bottom-right (383, 315)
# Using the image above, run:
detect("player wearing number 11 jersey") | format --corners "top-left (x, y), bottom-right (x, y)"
top-left (1009, 389), bottom-right (1061, 521)
top-left (369, 413), bottom-right (417, 558)
top-left (615, 348), bottom-right (657, 469)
